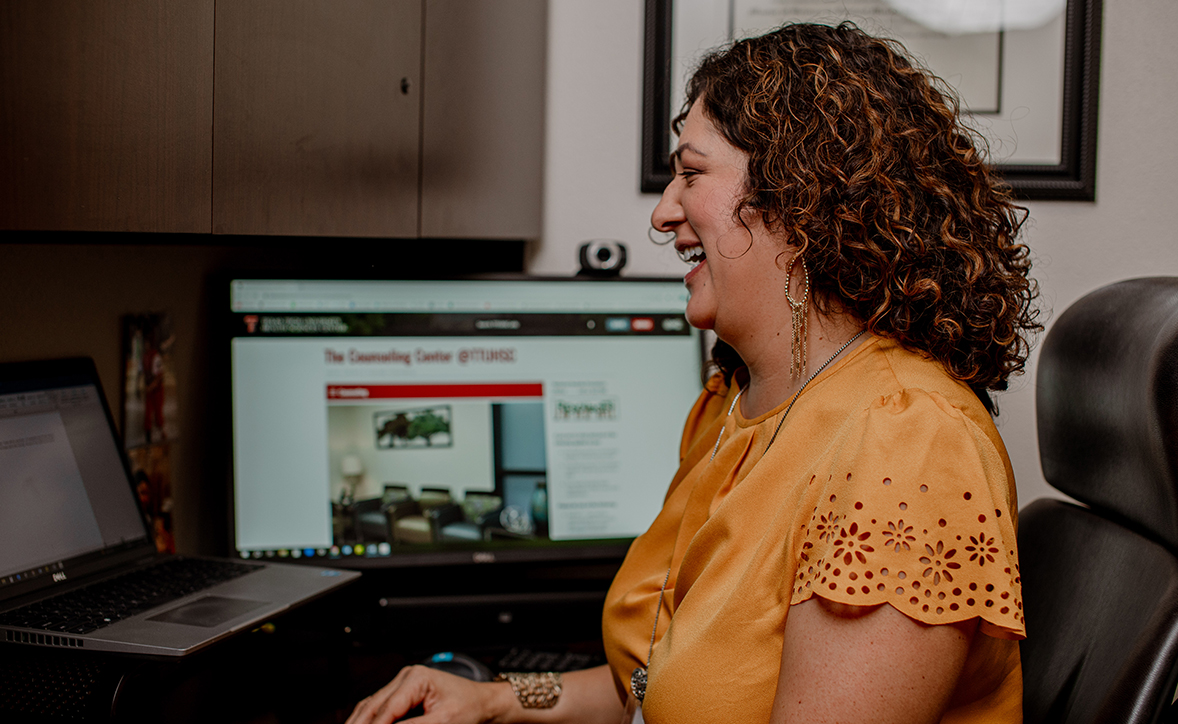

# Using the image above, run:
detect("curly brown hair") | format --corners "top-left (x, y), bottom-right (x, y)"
top-left (679, 22), bottom-right (1039, 400)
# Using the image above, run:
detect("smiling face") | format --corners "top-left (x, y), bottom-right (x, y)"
top-left (652, 103), bottom-right (793, 344)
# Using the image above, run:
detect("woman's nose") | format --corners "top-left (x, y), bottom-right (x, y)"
top-left (650, 180), bottom-right (684, 232)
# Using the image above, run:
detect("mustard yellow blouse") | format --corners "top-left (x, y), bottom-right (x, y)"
top-left (602, 337), bottom-right (1024, 723)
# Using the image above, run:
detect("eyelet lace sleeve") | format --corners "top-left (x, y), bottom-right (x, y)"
top-left (790, 388), bottom-right (1024, 639)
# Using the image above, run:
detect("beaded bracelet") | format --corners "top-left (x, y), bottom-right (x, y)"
top-left (494, 671), bottom-right (563, 709)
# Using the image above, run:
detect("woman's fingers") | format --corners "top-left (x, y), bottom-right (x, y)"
top-left (346, 666), bottom-right (423, 724)
top-left (346, 665), bottom-right (485, 724)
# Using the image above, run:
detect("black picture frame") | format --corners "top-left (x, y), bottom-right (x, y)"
top-left (641, 0), bottom-right (1103, 200)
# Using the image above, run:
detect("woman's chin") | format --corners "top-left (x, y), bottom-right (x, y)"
top-left (684, 307), bottom-right (715, 331)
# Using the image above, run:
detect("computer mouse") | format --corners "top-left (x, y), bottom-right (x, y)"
top-left (422, 651), bottom-right (495, 682)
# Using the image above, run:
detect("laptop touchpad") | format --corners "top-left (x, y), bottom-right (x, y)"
top-left (148, 595), bottom-right (268, 627)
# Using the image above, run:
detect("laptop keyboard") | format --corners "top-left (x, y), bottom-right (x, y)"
top-left (0, 557), bottom-right (259, 635)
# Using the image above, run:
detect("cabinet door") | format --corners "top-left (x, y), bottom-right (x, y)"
top-left (0, 1), bottom-right (214, 233)
top-left (213, 0), bottom-right (422, 238)
top-left (420, 0), bottom-right (546, 240)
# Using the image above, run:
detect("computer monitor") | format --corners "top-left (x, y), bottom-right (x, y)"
top-left (226, 276), bottom-right (705, 573)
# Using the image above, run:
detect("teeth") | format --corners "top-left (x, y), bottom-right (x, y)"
top-left (677, 245), bottom-right (705, 265)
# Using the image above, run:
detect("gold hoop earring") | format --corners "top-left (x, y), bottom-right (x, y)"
top-left (784, 255), bottom-right (809, 379)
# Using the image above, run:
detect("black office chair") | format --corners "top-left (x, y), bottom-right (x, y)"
top-left (1021, 277), bottom-right (1178, 723)
top-left (354, 484), bottom-right (412, 543)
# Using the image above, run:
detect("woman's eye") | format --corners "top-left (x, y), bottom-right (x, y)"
top-left (678, 169), bottom-right (699, 184)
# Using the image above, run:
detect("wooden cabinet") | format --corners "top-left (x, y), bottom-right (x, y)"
top-left (0, 0), bottom-right (546, 240)
top-left (0, 1), bottom-right (214, 233)
top-left (212, 0), bottom-right (422, 238)
top-left (419, 0), bottom-right (546, 240)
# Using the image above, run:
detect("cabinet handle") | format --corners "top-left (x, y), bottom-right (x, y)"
top-left (400, 77), bottom-right (411, 95)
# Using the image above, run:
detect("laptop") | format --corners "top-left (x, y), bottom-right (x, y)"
top-left (0, 357), bottom-right (360, 656)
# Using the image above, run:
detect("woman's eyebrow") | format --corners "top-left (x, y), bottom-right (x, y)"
top-left (670, 142), bottom-right (707, 165)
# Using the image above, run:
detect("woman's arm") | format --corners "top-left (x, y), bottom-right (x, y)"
top-left (771, 597), bottom-right (975, 724)
top-left (347, 663), bottom-right (623, 724)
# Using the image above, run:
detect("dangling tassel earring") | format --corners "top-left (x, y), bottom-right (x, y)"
top-left (785, 254), bottom-right (809, 379)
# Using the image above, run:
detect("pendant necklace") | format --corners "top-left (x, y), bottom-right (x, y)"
top-left (630, 564), bottom-right (671, 703)
top-left (631, 328), bottom-right (864, 704)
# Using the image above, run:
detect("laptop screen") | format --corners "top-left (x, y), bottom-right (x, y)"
top-left (227, 277), bottom-right (705, 567)
top-left (0, 365), bottom-right (149, 589)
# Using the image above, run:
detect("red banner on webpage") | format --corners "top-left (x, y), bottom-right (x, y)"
top-left (326, 383), bottom-right (543, 400)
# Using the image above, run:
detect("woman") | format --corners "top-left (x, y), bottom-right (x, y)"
top-left (348, 21), bottom-right (1037, 724)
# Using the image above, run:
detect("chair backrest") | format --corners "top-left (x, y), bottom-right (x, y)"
top-left (419, 487), bottom-right (453, 509)
top-left (1023, 277), bottom-right (1178, 724)
top-left (381, 484), bottom-right (411, 505)
top-left (461, 491), bottom-right (503, 522)
top-left (1036, 277), bottom-right (1178, 545)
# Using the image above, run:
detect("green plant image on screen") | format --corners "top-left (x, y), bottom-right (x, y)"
top-left (374, 405), bottom-right (452, 448)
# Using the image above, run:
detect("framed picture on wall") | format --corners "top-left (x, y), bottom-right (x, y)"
top-left (642, 0), bottom-right (1102, 200)
top-left (374, 405), bottom-right (453, 449)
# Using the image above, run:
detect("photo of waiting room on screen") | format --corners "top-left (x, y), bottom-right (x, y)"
top-left (327, 396), bottom-right (550, 548)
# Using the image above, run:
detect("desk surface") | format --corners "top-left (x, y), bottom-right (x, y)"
top-left (1, 616), bottom-right (386, 723)
top-left (0, 583), bottom-right (606, 723)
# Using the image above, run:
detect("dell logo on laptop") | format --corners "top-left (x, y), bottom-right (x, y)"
top-left (52, 572), bottom-right (67, 583)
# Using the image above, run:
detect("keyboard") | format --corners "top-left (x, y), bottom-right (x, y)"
top-left (0, 653), bottom-right (118, 720)
top-left (0, 557), bottom-right (258, 635)
top-left (495, 646), bottom-right (605, 673)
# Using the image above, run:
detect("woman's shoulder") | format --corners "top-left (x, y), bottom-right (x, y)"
top-left (827, 339), bottom-right (1014, 494)
top-left (794, 342), bottom-right (1024, 639)
top-left (841, 337), bottom-right (997, 435)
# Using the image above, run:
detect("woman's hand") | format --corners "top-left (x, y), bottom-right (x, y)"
top-left (347, 664), bottom-right (623, 724)
top-left (346, 665), bottom-right (514, 724)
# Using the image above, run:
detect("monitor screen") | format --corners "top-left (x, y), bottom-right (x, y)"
top-left (227, 277), bottom-right (704, 569)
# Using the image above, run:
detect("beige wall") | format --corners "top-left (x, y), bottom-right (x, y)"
top-left (533, 0), bottom-right (1178, 507)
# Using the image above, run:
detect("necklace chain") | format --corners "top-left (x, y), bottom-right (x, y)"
top-left (708, 390), bottom-right (744, 462)
top-left (647, 566), bottom-right (672, 665)
top-left (764, 329), bottom-right (864, 453)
